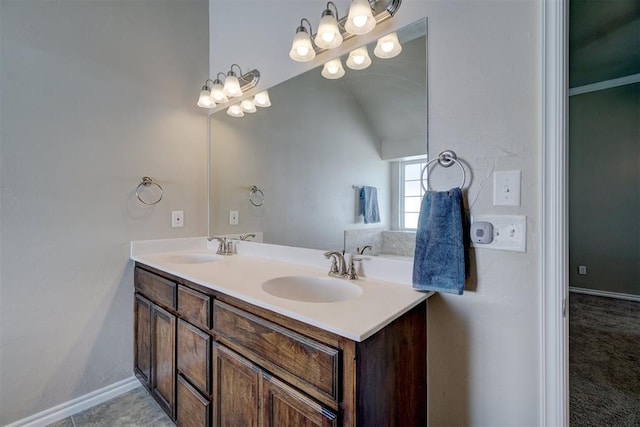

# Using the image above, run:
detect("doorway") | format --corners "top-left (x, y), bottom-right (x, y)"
top-left (567, 0), bottom-right (640, 424)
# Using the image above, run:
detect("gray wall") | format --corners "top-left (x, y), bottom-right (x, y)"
top-left (569, 83), bottom-right (640, 295)
top-left (210, 1), bottom-right (541, 425)
top-left (0, 1), bottom-right (208, 424)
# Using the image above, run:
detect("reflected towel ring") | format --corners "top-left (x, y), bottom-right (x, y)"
top-left (136, 176), bottom-right (163, 205)
top-left (249, 185), bottom-right (264, 207)
top-left (420, 150), bottom-right (466, 192)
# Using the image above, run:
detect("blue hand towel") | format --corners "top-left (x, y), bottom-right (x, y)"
top-left (412, 187), bottom-right (469, 295)
top-left (359, 186), bottom-right (380, 224)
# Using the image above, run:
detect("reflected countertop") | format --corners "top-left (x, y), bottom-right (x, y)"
top-left (131, 237), bottom-right (431, 342)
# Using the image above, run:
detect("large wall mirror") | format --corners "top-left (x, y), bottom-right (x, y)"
top-left (209, 18), bottom-right (427, 255)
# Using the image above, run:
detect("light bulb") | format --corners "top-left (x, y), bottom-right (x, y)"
top-left (314, 9), bottom-right (343, 49)
top-left (289, 26), bottom-right (315, 62)
top-left (381, 41), bottom-right (394, 52)
top-left (353, 55), bottom-right (365, 64)
top-left (223, 72), bottom-right (243, 97)
top-left (197, 87), bottom-right (215, 108)
top-left (345, 0), bottom-right (376, 35)
top-left (211, 80), bottom-right (228, 103)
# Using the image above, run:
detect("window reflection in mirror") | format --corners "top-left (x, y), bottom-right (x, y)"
top-left (209, 19), bottom-right (427, 256)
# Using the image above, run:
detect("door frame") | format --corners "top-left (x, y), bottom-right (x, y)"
top-left (540, 0), bottom-right (569, 425)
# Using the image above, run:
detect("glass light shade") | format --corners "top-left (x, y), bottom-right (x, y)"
top-left (321, 58), bottom-right (345, 79)
top-left (197, 88), bottom-right (215, 108)
top-left (374, 32), bottom-right (402, 58)
top-left (314, 11), bottom-right (343, 49)
top-left (211, 82), bottom-right (229, 103)
top-left (344, 0), bottom-right (375, 35)
top-left (223, 73), bottom-right (243, 97)
top-left (346, 46), bottom-right (372, 70)
top-left (253, 90), bottom-right (271, 107)
top-left (227, 104), bottom-right (244, 117)
top-left (240, 99), bottom-right (257, 113)
top-left (289, 28), bottom-right (316, 62)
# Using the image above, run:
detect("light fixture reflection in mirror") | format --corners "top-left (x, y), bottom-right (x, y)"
top-left (209, 19), bottom-right (427, 252)
top-left (254, 91), bottom-right (271, 107)
top-left (346, 46), bottom-right (372, 70)
top-left (321, 58), bottom-right (346, 79)
top-left (241, 99), bottom-right (257, 113)
top-left (226, 104), bottom-right (244, 117)
top-left (374, 32), bottom-right (402, 58)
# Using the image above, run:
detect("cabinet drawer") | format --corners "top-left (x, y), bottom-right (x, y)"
top-left (178, 285), bottom-right (211, 328)
top-left (177, 319), bottom-right (211, 396)
top-left (213, 301), bottom-right (339, 402)
top-left (135, 267), bottom-right (176, 309)
top-left (177, 375), bottom-right (210, 427)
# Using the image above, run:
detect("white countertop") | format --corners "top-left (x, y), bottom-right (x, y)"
top-left (131, 237), bottom-right (431, 342)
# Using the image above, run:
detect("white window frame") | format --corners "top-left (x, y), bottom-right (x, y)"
top-left (399, 157), bottom-right (428, 231)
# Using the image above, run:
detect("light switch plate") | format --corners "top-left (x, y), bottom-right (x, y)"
top-left (229, 210), bottom-right (239, 225)
top-left (171, 211), bottom-right (184, 228)
top-left (493, 170), bottom-right (521, 206)
top-left (470, 215), bottom-right (526, 252)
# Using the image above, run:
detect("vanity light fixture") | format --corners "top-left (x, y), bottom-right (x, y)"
top-left (314, 2), bottom-right (343, 50)
top-left (253, 90), bottom-right (271, 107)
top-left (197, 81), bottom-right (216, 108)
top-left (227, 104), bottom-right (244, 117)
top-left (240, 99), bottom-right (257, 113)
top-left (374, 32), bottom-right (402, 58)
top-left (346, 46), bottom-right (372, 70)
top-left (321, 58), bottom-right (345, 79)
top-left (197, 65), bottom-right (260, 109)
top-left (289, 0), bottom-right (401, 63)
top-left (344, 0), bottom-right (376, 35)
top-left (289, 19), bottom-right (316, 62)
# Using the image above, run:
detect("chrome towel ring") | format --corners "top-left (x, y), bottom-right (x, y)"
top-left (420, 150), bottom-right (466, 192)
top-left (249, 185), bottom-right (264, 207)
top-left (136, 176), bottom-right (163, 205)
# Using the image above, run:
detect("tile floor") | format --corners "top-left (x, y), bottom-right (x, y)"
top-left (47, 386), bottom-right (174, 427)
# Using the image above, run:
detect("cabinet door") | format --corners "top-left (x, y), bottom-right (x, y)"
top-left (134, 294), bottom-right (152, 387)
top-left (262, 374), bottom-right (337, 427)
top-left (152, 304), bottom-right (176, 419)
top-left (212, 344), bottom-right (260, 427)
top-left (177, 375), bottom-right (210, 427)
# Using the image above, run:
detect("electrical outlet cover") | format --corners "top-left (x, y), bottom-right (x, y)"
top-left (470, 215), bottom-right (526, 252)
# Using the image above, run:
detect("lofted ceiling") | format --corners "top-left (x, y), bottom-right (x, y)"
top-left (569, 0), bottom-right (640, 88)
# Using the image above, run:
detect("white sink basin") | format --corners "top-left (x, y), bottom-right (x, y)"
top-left (162, 253), bottom-right (222, 264)
top-left (261, 276), bottom-right (362, 303)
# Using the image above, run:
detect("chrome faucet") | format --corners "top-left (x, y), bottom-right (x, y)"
top-left (324, 251), bottom-right (361, 280)
top-left (324, 251), bottom-right (347, 277)
top-left (239, 233), bottom-right (256, 241)
top-left (208, 236), bottom-right (233, 256)
top-left (357, 245), bottom-right (373, 255)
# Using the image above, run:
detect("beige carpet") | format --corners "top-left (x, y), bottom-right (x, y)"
top-left (569, 292), bottom-right (640, 426)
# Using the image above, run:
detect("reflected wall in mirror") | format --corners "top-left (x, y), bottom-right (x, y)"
top-left (209, 19), bottom-right (427, 253)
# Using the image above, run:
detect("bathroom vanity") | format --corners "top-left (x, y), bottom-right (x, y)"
top-left (132, 239), bottom-right (428, 426)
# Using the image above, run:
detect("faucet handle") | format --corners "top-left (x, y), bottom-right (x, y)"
top-left (348, 256), bottom-right (363, 280)
top-left (324, 251), bottom-right (343, 276)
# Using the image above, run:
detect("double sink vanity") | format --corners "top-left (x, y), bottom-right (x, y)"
top-left (131, 237), bottom-right (430, 426)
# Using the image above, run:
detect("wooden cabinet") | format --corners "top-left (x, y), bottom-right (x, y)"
top-left (152, 304), bottom-right (176, 418)
top-left (212, 343), bottom-right (260, 427)
top-left (134, 263), bottom-right (427, 427)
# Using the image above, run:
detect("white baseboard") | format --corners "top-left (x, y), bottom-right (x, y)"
top-left (569, 286), bottom-right (640, 303)
top-left (4, 376), bottom-right (141, 427)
